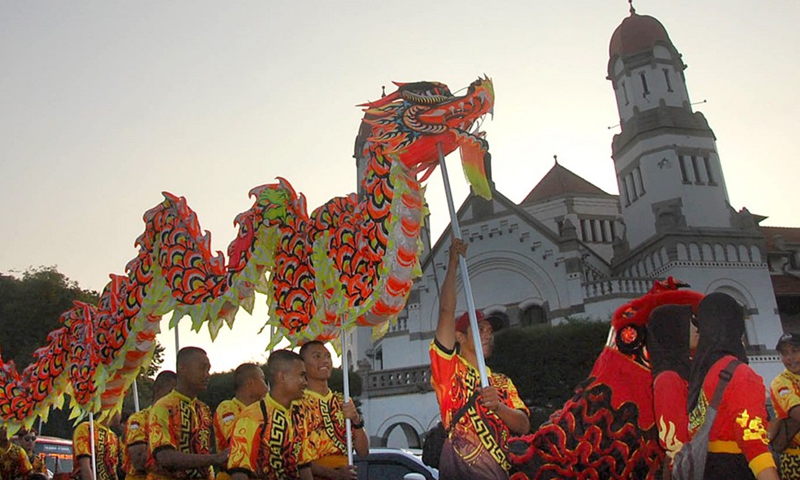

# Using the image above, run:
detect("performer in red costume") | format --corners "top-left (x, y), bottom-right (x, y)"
top-left (686, 292), bottom-right (778, 480)
top-left (647, 305), bottom-right (693, 465)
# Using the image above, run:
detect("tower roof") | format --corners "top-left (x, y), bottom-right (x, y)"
top-left (609, 9), bottom-right (673, 58)
top-left (522, 161), bottom-right (614, 204)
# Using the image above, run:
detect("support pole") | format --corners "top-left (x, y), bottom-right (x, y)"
top-left (89, 413), bottom-right (97, 480)
top-left (437, 143), bottom-right (489, 387)
top-left (340, 328), bottom-right (354, 465)
top-left (132, 379), bottom-right (140, 412)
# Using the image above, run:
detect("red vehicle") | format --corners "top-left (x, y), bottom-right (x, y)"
top-left (34, 436), bottom-right (73, 479)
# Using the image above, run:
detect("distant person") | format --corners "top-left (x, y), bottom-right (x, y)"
top-left (72, 412), bottom-right (122, 480)
top-left (686, 292), bottom-right (779, 480)
top-left (430, 238), bottom-right (530, 480)
top-left (227, 349), bottom-right (313, 480)
top-left (213, 363), bottom-right (268, 480)
top-left (769, 332), bottom-right (800, 479)
top-left (148, 347), bottom-right (227, 480)
top-left (123, 371), bottom-right (177, 480)
top-left (0, 425), bottom-right (32, 480)
top-left (16, 428), bottom-right (48, 478)
top-left (299, 341), bottom-right (368, 480)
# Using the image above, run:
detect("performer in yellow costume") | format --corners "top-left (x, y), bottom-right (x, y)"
top-left (228, 350), bottom-right (313, 480)
top-left (299, 341), bottom-right (368, 480)
top-left (213, 363), bottom-right (268, 480)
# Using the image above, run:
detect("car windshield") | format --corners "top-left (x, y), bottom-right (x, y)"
top-left (34, 439), bottom-right (74, 474)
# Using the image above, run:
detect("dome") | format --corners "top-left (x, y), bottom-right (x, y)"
top-left (609, 10), bottom-right (673, 58)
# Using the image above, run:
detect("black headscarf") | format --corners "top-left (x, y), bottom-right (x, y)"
top-left (687, 292), bottom-right (748, 411)
top-left (647, 304), bottom-right (693, 380)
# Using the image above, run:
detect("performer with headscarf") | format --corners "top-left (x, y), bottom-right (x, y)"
top-left (686, 292), bottom-right (778, 480)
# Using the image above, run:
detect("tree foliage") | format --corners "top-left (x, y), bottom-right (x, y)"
top-left (487, 319), bottom-right (610, 428)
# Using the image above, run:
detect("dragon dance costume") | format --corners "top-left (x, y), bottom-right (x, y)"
top-left (227, 395), bottom-right (312, 480)
top-left (687, 293), bottom-right (775, 479)
top-left (123, 407), bottom-right (151, 480)
top-left (430, 339), bottom-right (528, 480)
top-left (770, 368), bottom-right (800, 478)
top-left (0, 442), bottom-right (32, 480)
top-left (148, 390), bottom-right (213, 480)
top-left (72, 422), bottom-right (120, 480)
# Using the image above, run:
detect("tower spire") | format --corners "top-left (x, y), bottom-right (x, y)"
top-left (628, 0), bottom-right (635, 14)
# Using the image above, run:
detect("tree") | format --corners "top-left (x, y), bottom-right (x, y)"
top-left (487, 319), bottom-right (609, 429)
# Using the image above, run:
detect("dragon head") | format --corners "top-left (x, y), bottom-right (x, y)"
top-left (356, 77), bottom-right (495, 198)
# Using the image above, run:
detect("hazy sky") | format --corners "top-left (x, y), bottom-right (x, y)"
top-left (2, 1), bottom-right (798, 373)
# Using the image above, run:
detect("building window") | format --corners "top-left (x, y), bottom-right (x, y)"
top-left (622, 81), bottom-right (629, 105)
top-left (704, 156), bottom-right (715, 184)
top-left (520, 305), bottom-right (547, 327)
top-left (634, 166), bottom-right (645, 196)
top-left (627, 173), bottom-right (638, 201)
top-left (620, 176), bottom-right (630, 206)
top-left (640, 72), bottom-right (650, 95)
top-left (691, 156), bottom-right (704, 184)
top-left (663, 68), bottom-right (673, 92)
top-left (679, 155), bottom-right (691, 183)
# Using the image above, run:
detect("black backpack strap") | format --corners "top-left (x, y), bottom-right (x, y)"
top-left (445, 389), bottom-right (481, 435)
top-left (259, 399), bottom-right (268, 420)
top-left (708, 358), bottom-right (741, 410)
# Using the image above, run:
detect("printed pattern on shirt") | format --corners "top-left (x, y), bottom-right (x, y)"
top-left (227, 396), bottom-right (310, 480)
top-left (301, 390), bottom-right (347, 461)
top-left (148, 390), bottom-right (213, 480)
top-left (429, 340), bottom-right (528, 473)
top-left (73, 423), bottom-right (120, 480)
top-left (0, 443), bottom-right (32, 480)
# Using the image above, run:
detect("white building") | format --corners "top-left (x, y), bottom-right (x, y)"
top-left (348, 7), bottom-right (790, 448)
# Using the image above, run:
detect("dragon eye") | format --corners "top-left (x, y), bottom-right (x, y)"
top-left (620, 325), bottom-right (638, 345)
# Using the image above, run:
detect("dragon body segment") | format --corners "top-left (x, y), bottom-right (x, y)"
top-left (0, 78), bottom-right (494, 429)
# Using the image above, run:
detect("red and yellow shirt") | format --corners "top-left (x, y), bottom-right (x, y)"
top-left (227, 394), bottom-right (312, 480)
top-left (429, 340), bottom-right (529, 472)
top-left (72, 422), bottom-right (120, 480)
top-left (688, 356), bottom-right (775, 477)
top-left (300, 390), bottom-right (348, 467)
top-left (148, 390), bottom-right (213, 480)
top-left (213, 398), bottom-right (246, 453)
top-left (123, 407), bottom-right (151, 480)
top-left (0, 442), bottom-right (32, 480)
top-left (653, 370), bottom-right (690, 459)
top-left (770, 368), bottom-right (800, 453)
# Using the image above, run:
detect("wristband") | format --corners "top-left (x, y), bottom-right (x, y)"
top-left (352, 419), bottom-right (364, 430)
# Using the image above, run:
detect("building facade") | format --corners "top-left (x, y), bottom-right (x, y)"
top-left (348, 8), bottom-right (790, 448)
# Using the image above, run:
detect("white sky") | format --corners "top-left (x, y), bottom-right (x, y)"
top-left (1, 1), bottom-right (798, 373)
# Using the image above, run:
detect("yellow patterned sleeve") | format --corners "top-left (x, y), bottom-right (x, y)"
top-left (214, 400), bottom-right (239, 451)
top-left (771, 373), bottom-right (800, 417)
top-left (296, 412), bottom-right (315, 466)
top-left (502, 375), bottom-right (530, 414)
top-left (227, 409), bottom-right (263, 475)
top-left (125, 409), bottom-right (149, 446)
top-left (73, 423), bottom-right (92, 457)
top-left (148, 402), bottom-right (176, 453)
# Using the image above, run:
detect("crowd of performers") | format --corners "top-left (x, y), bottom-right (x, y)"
top-left (4, 240), bottom-right (800, 480)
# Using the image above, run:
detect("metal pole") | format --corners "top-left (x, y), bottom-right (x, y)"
top-left (88, 413), bottom-right (97, 480)
top-left (132, 379), bottom-right (140, 412)
top-left (437, 143), bottom-right (489, 387)
top-left (174, 320), bottom-right (180, 368)
top-left (340, 328), bottom-right (354, 465)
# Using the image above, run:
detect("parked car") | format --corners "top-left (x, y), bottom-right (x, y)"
top-left (355, 447), bottom-right (438, 480)
top-left (34, 436), bottom-right (73, 478)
